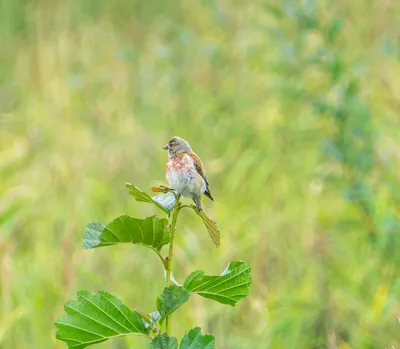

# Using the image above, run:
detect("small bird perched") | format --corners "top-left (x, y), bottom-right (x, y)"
top-left (163, 136), bottom-right (214, 210)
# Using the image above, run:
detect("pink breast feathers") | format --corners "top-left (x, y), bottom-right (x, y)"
top-left (166, 156), bottom-right (192, 173)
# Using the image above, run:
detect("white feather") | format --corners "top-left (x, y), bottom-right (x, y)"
top-left (166, 154), bottom-right (206, 200)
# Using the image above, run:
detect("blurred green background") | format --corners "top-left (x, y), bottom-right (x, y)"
top-left (1, 0), bottom-right (400, 348)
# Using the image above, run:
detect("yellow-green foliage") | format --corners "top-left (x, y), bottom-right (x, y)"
top-left (1, 0), bottom-right (399, 348)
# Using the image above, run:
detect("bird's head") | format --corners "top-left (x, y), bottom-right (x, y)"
top-left (163, 136), bottom-right (192, 157)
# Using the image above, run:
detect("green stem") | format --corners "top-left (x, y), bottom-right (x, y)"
top-left (136, 309), bottom-right (158, 335)
top-left (165, 195), bottom-right (181, 335)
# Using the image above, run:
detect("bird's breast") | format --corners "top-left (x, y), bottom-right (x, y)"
top-left (165, 156), bottom-right (197, 197)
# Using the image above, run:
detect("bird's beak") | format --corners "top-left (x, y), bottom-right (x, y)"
top-left (163, 144), bottom-right (168, 150)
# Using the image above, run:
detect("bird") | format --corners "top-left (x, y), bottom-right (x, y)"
top-left (163, 136), bottom-right (214, 211)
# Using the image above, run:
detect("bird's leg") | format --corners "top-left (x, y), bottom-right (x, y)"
top-left (175, 193), bottom-right (182, 206)
top-left (193, 197), bottom-right (203, 211)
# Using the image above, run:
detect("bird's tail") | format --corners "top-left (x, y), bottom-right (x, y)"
top-left (204, 189), bottom-right (214, 201)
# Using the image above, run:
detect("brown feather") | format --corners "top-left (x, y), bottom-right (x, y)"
top-left (189, 151), bottom-right (214, 201)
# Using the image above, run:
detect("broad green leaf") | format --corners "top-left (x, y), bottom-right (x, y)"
top-left (126, 183), bottom-right (176, 213)
top-left (82, 215), bottom-right (169, 252)
top-left (156, 285), bottom-right (190, 323)
top-left (150, 328), bottom-right (214, 349)
top-left (150, 333), bottom-right (178, 349)
top-left (55, 291), bottom-right (149, 349)
top-left (180, 327), bottom-right (215, 349)
top-left (183, 261), bottom-right (251, 306)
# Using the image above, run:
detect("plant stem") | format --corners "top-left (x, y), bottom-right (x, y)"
top-left (136, 309), bottom-right (158, 335)
top-left (165, 196), bottom-right (181, 335)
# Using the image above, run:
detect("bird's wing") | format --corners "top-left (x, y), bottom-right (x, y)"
top-left (189, 151), bottom-right (214, 201)
top-left (188, 151), bottom-right (208, 185)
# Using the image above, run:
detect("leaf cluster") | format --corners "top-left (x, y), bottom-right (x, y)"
top-left (55, 185), bottom-right (251, 348)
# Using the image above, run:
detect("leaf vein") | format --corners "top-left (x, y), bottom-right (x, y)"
top-left (78, 294), bottom-right (132, 333)
top-left (191, 266), bottom-right (250, 293)
top-left (64, 303), bottom-right (123, 335)
top-left (56, 322), bottom-right (105, 338)
top-left (100, 293), bottom-right (143, 334)
top-left (211, 281), bottom-right (251, 294)
top-left (118, 216), bottom-right (133, 242)
top-left (105, 226), bottom-right (121, 242)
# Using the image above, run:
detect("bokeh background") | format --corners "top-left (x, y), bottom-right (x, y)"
top-left (1, 0), bottom-right (400, 348)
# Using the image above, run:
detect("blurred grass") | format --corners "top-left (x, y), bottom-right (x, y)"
top-left (1, 0), bottom-right (400, 348)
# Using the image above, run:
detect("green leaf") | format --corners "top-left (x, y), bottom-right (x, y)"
top-left (55, 291), bottom-right (149, 349)
top-left (150, 328), bottom-right (214, 349)
top-left (156, 285), bottom-right (190, 323)
top-left (126, 183), bottom-right (176, 213)
top-left (82, 222), bottom-right (105, 249)
top-left (82, 215), bottom-right (169, 252)
top-left (152, 192), bottom-right (177, 213)
top-left (150, 333), bottom-right (178, 349)
top-left (183, 261), bottom-right (251, 306)
top-left (180, 327), bottom-right (215, 349)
